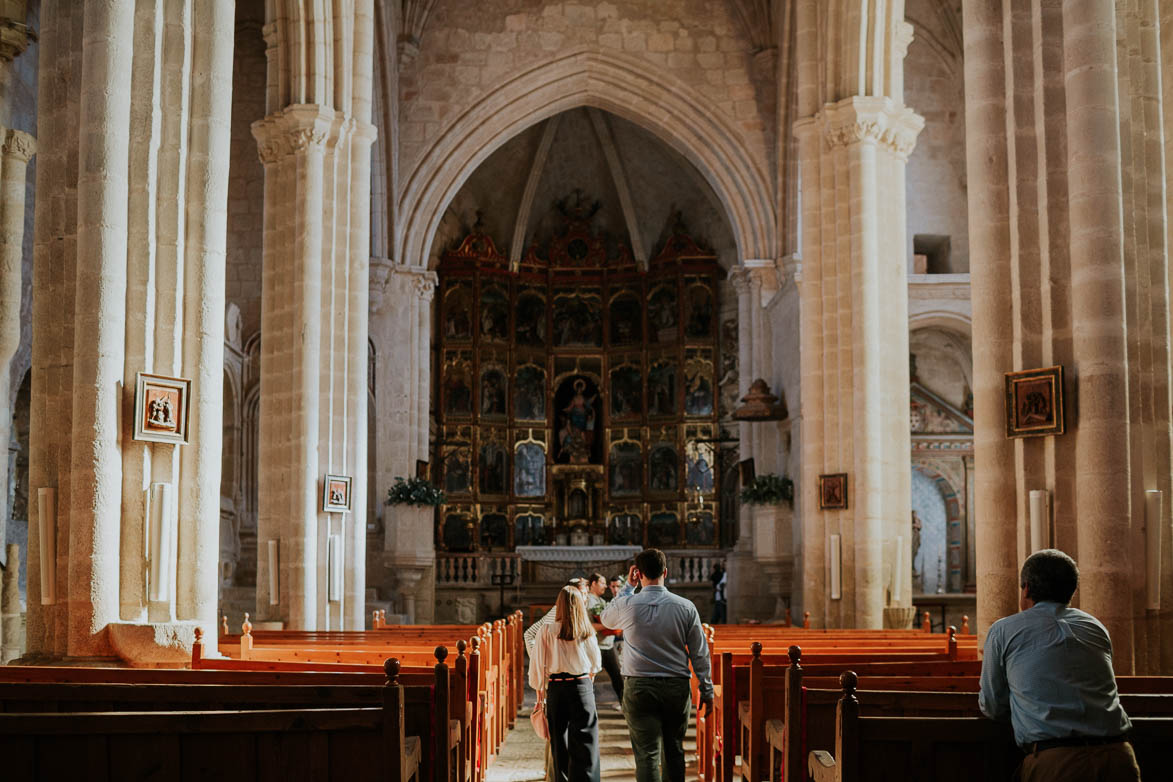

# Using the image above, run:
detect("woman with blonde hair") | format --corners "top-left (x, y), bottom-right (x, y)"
top-left (528, 584), bottom-right (602, 782)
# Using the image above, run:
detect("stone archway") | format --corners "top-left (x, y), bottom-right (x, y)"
top-left (395, 48), bottom-right (777, 269)
top-left (910, 462), bottom-right (965, 594)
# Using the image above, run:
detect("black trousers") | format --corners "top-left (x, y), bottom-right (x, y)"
top-left (546, 677), bottom-right (600, 782)
top-left (600, 647), bottom-right (624, 700)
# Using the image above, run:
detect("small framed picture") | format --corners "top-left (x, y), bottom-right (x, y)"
top-left (323, 474), bottom-right (353, 513)
top-left (818, 473), bottom-right (849, 511)
top-left (738, 458), bottom-right (756, 488)
top-left (416, 460), bottom-right (430, 480)
top-left (1005, 365), bottom-right (1065, 438)
top-left (133, 373), bottom-right (191, 444)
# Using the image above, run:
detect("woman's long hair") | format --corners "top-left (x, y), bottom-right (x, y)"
top-left (555, 585), bottom-right (593, 642)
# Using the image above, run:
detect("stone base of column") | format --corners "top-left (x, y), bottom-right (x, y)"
top-left (757, 561), bottom-right (794, 623)
top-left (382, 556), bottom-right (435, 625)
top-left (106, 621), bottom-right (204, 667)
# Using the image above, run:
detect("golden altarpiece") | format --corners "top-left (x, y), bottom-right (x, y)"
top-left (434, 207), bottom-right (723, 553)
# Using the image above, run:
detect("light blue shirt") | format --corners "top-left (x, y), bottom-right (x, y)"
top-left (600, 584), bottom-right (713, 699)
top-left (979, 601), bottom-right (1131, 747)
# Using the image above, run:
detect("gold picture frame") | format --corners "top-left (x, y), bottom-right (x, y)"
top-left (132, 372), bottom-right (191, 445)
top-left (1005, 365), bottom-right (1065, 438)
top-left (818, 473), bottom-right (848, 511)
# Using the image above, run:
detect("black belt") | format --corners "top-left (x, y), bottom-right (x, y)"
top-left (548, 673), bottom-right (589, 681)
top-left (1030, 734), bottom-right (1127, 753)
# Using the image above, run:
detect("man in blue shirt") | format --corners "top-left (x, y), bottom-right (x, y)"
top-left (979, 549), bottom-right (1138, 780)
top-left (600, 548), bottom-right (713, 782)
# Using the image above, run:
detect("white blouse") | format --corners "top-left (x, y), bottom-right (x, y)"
top-left (527, 620), bottom-right (602, 692)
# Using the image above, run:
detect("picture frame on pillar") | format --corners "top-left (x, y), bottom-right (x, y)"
top-left (738, 458), bottom-right (755, 487)
top-left (1004, 365), bottom-right (1065, 438)
top-left (322, 474), bottom-right (353, 513)
top-left (818, 473), bottom-right (849, 510)
top-left (415, 460), bottom-right (430, 480)
top-left (132, 372), bottom-right (191, 444)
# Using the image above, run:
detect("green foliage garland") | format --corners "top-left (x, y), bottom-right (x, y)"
top-left (740, 474), bottom-right (794, 507)
top-left (385, 476), bottom-right (446, 507)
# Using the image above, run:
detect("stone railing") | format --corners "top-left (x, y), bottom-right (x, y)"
top-left (663, 550), bottom-right (727, 585)
top-left (437, 553), bottom-right (522, 587)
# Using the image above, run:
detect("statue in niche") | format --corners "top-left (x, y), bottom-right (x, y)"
top-left (610, 294), bottom-right (642, 345)
top-left (443, 451), bottom-right (470, 494)
top-left (555, 376), bottom-right (600, 464)
top-left (444, 286), bottom-right (473, 340)
top-left (479, 443), bottom-right (507, 494)
top-left (514, 366), bottom-right (546, 420)
top-left (610, 443), bottom-right (642, 497)
top-left (513, 442), bottom-right (546, 497)
top-left (480, 369), bottom-right (506, 417)
top-left (649, 286), bottom-right (677, 340)
top-left (650, 445), bottom-right (678, 492)
top-left (685, 370), bottom-right (713, 416)
top-left (515, 292), bottom-right (546, 346)
top-left (648, 363), bottom-right (676, 416)
top-left (553, 294), bottom-right (602, 347)
top-left (480, 286), bottom-right (508, 341)
top-left (911, 510), bottom-right (925, 593)
top-left (685, 285), bottom-right (713, 338)
top-left (687, 451), bottom-right (714, 493)
top-left (610, 366), bottom-right (642, 418)
top-left (444, 366), bottom-right (472, 415)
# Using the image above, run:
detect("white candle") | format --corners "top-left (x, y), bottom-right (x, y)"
top-left (37, 488), bottom-right (56, 605)
top-left (1145, 490), bottom-right (1163, 610)
top-left (830, 534), bottom-right (842, 600)
top-left (147, 482), bottom-right (176, 604)
top-left (1029, 490), bottom-right (1048, 553)
top-left (328, 534), bottom-right (343, 602)
top-left (268, 539), bottom-right (280, 606)
top-left (891, 535), bottom-right (904, 605)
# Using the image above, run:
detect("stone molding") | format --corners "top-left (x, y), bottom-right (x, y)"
top-left (251, 105), bottom-right (337, 165)
top-left (815, 96), bottom-right (924, 161)
top-left (728, 266), bottom-right (752, 295)
top-left (369, 259), bottom-right (436, 315)
top-left (1, 128), bottom-right (34, 162)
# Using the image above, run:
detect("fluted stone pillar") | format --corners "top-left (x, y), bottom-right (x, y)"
top-left (1, 542), bottom-right (18, 661)
top-left (371, 262), bottom-right (437, 624)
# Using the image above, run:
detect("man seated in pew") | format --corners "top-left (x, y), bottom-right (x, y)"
top-left (601, 548), bottom-right (714, 782)
top-left (979, 549), bottom-right (1138, 781)
top-left (586, 572), bottom-right (624, 708)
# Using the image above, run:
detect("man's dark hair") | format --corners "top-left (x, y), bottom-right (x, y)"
top-left (1020, 549), bottom-right (1079, 604)
top-left (635, 548), bottom-right (667, 580)
top-left (588, 572), bottom-right (605, 587)
top-left (609, 575), bottom-right (622, 584)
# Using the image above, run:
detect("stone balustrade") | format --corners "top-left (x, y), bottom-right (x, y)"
top-left (436, 553), bottom-right (522, 587)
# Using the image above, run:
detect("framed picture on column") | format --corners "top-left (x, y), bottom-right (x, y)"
top-left (818, 473), bottom-right (848, 511)
top-left (1004, 365), bottom-right (1065, 438)
top-left (323, 474), bottom-right (353, 513)
top-left (132, 373), bottom-right (192, 444)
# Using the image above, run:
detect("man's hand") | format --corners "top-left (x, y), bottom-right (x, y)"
top-left (627, 564), bottom-right (641, 587)
top-left (700, 695), bottom-right (714, 718)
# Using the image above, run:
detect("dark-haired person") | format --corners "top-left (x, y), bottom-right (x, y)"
top-left (600, 548), bottom-right (713, 782)
top-left (529, 585), bottom-right (602, 782)
top-left (585, 572), bottom-right (624, 704)
top-left (979, 549), bottom-right (1138, 781)
top-left (608, 575), bottom-right (623, 598)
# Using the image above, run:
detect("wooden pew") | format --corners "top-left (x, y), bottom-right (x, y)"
top-left (0, 658), bottom-right (422, 782)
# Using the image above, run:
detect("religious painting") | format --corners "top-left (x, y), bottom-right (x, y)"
top-left (649, 443), bottom-right (679, 492)
top-left (554, 375), bottom-right (601, 464)
top-left (416, 460), bottom-right (430, 480)
top-left (685, 282), bottom-right (714, 339)
top-left (609, 441), bottom-right (643, 497)
top-left (514, 364), bottom-right (546, 420)
top-left (480, 367), bottom-right (507, 418)
top-left (442, 281), bottom-right (473, 341)
top-left (442, 514), bottom-right (474, 552)
top-left (515, 290), bottom-right (547, 347)
top-left (1004, 365), bottom-right (1065, 438)
top-left (684, 365), bottom-right (714, 416)
top-left (686, 441), bottom-right (715, 493)
top-left (818, 473), bottom-right (849, 510)
top-left (322, 474), bottom-right (352, 513)
top-left (609, 513), bottom-right (642, 545)
top-left (648, 361), bottom-right (677, 416)
top-left (609, 292), bottom-right (643, 346)
top-left (443, 450), bottom-right (471, 495)
top-left (649, 511), bottom-right (680, 547)
top-left (552, 290), bottom-right (603, 347)
top-left (513, 442), bottom-right (546, 497)
top-left (649, 284), bottom-right (677, 341)
top-left (480, 284), bottom-right (509, 342)
top-left (739, 458), bottom-right (756, 487)
top-left (443, 357), bottom-right (473, 417)
top-left (514, 513), bottom-right (545, 546)
top-left (610, 365), bottom-right (642, 419)
top-left (479, 441), bottom-right (508, 495)
top-left (133, 372), bottom-right (191, 444)
top-left (686, 511), bottom-right (715, 545)
top-left (479, 513), bottom-right (509, 550)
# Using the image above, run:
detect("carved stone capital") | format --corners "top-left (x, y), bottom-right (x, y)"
top-left (370, 260), bottom-right (437, 315)
top-left (0, 19), bottom-right (32, 64)
top-left (751, 47), bottom-right (777, 82)
top-left (251, 105), bottom-right (336, 165)
top-left (728, 266), bottom-right (753, 296)
top-left (818, 96), bottom-right (924, 161)
top-left (1, 128), bottom-right (35, 163)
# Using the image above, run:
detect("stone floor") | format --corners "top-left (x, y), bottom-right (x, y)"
top-left (488, 674), bottom-right (699, 782)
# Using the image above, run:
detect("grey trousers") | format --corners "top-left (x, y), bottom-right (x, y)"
top-left (621, 676), bottom-right (692, 782)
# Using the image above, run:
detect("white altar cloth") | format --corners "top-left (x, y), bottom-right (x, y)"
top-left (515, 545), bottom-right (641, 563)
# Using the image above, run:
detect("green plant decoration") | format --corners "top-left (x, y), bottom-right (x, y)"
top-left (385, 476), bottom-right (446, 507)
top-left (740, 474), bottom-right (794, 507)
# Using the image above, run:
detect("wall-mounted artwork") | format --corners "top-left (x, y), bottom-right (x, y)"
top-left (443, 359), bottom-right (473, 416)
top-left (649, 511), bottom-right (680, 546)
top-left (514, 513), bottom-right (545, 546)
top-left (685, 283), bottom-right (713, 339)
top-left (685, 363), bottom-right (713, 416)
top-left (480, 367), bottom-right (507, 418)
top-left (609, 292), bottom-right (643, 346)
top-left (554, 376), bottom-right (601, 464)
top-left (479, 512), bottom-right (509, 549)
top-left (442, 282), bottom-right (473, 341)
top-left (443, 450), bottom-right (471, 494)
top-left (514, 365), bottom-right (546, 420)
top-left (513, 442), bottom-right (546, 497)
top-left (322, 474), bottom-right (352, 513)
top-left (480, 284), bottom-right (509, 341)
top-left (609, 441), bottom-right (643, 497)
top-left (1004, 365), bottom-right (1064, 438)
top-left (443, 514), bottom-right (474, 551)
top-left (479, 441), bottom-right (507, 495)
top-left (133, 372), bottom-right (191, 444)
top-left (515, 290), bottom-right (547, 346)
top-left (649, 443), bottom-right (679, 492)
top-left (648, 361), bottom-right (677, 416)
top-left (610, 365), bottom-right (642, 418)
top-left (649, 284), bottom-right (678, 341)
top-left (686, 442), bottom-right (715, 493)
top-left (819, 473), bottom-right (849, 510)
top-left (609, 513), bottom-right (642, 545)
top-left (552, 290), bottom-right (603, 347)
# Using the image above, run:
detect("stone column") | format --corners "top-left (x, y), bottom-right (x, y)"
top-left (1063, 0), bottom-right (1133, 669)
top-left (962, 0), bottom-right (1019, 638)
top-left (1, 542), bottom-right (18, 661)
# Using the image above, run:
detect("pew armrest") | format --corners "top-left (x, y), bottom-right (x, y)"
top-left (808, 750), bottom-right (837, 782)
top-left (763, 719), bottom-right (785, 751)
top-left (405, 736), bottom-right (423, 782)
